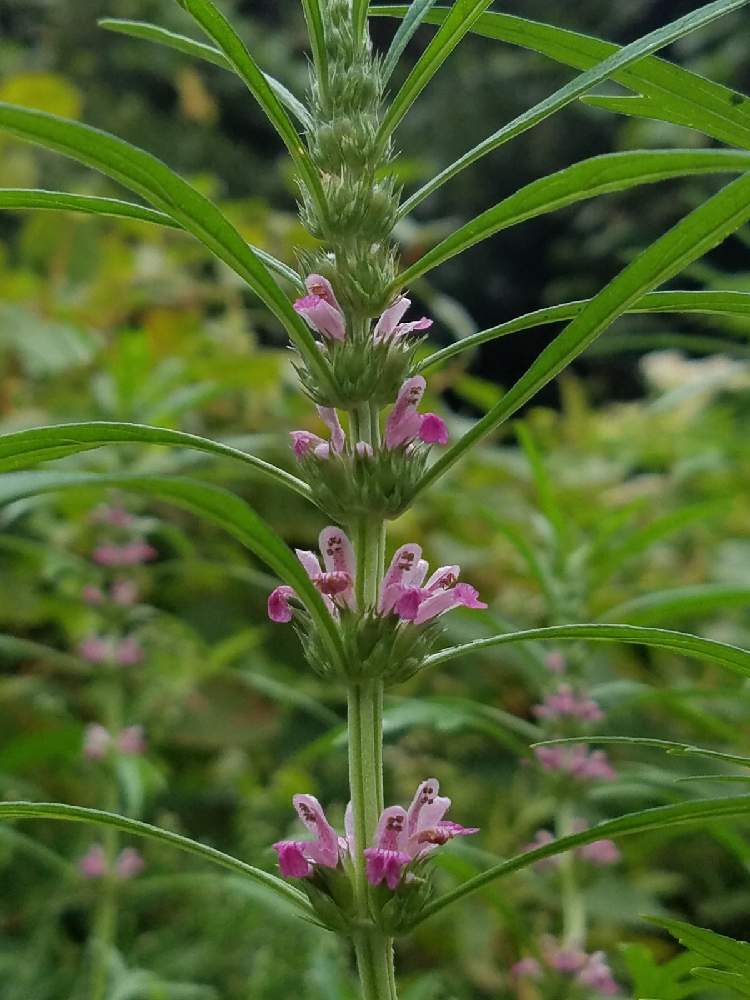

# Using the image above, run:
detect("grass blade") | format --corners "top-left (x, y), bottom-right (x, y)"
top-left (0, 189), bottom-right (303, 289)
top-left (175, 0), bottom-right (325, 213)
top-left (382, 0), bottom-right (441, 81)
top-left (422, 623), bottom-right (750, 678)
top-left (413, 172), bottom-right (750, 498)
top-left (378, 0), bottom-right (493, 140)
top-left (0, 421), bottom-right (312, 500)
top-left (535, 737), bottom-right (750, 770)
top-left (416, 795), bottom-right (750, 924)
top-left (395, 148), bottom-right (750, 287)
top-left (416, 290), bottom-right (750, 372)
top-left (371, 0), bottom-right (750, 214)
top-left (0, 470), bottom-right (345, 672)
top-left (0, 103), bottom-right (333, 393)
top-left (0, 802), bottom-right (311, 914)
top-left (98, 18), bottom-right (311, 126)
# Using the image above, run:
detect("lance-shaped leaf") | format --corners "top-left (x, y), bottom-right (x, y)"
top-left (0, 189), bottom-right (303, 289)
top-left (98, 18), bottom-right (311, 126)
top-left (0, 103), bottom-right (334, 393)
top-left (534, 736), bottom-right (750, 770)
top-left (0, 422), bottom-right (312, 501)
top-left (175, 0), bottom-right (325, 213)
top-left (415, 795), bottom-right (750, 924)
top-left (416, 290), bottom-right (750, 372)
top-left (649, 918), bottom-right (750, 974)
top-left (0, 471), bottom-right (345, 672)
top-left (299, 0), bottom-right (329, 105)
top-left (382, 0), bottom-right (441, 81)
top-left (378, 0), bottom-right (493, 140)
top-left (0, 802), bottom-right (311, 914)
top-left (422, 623), bottom-right (750, 678)
top-left (371, 0), bottom-right (750, 214)
top-left (413, 171), bottom-right (750, 498)
top-left (395, 148), bottom-right (750, 287)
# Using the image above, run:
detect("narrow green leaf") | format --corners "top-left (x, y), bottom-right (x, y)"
top-left (300, 0), bottom-right (330, 105)
top-left (382, 0), bottom-right (441, 81)
top-left (0, 103), bottom-right (332, 391)
top-left (0, 421), bottom-right (312, 500)
top-left (378, 0), bottom-right (493, 140)
top-left (417, 290), bottom-right (750, 372)
top-left (533, 737), bottom-right (750, 770)
top-left (0, 471), bottom-right (345, 672)
top-left (396, 148), bottom-right (750, 287)
top-left (600, 585), bottom-right (750, 626)
top-left (0, 190), bottom-right (303, 289)
top-left (581, 94), bottom-right (713, 138)
top-left (414, 172), bottom-right (750, 498)
top-left (353, 0), bottom-right (369, 41)
top-left (422, 623), bottom-right (750, 678)
top-left (650, 918), bottom-right (750, 975)
top-left (175, 0), bottom-right (325, 212)
top-left (691, 968), bottom-right (750, 996)
top-left (372, 0), bottom-right (750, 214)
top-left (98, 18), bottom-right (311, 126)
top-left (0, 801), bottom-right (311, 914)
top-left (416, 795), bottom-right (750, 924)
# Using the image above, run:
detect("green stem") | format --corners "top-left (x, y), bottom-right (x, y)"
top-left (557, 802), bottom-right (586, 948)
top-left (89, 675), bottom-right (124, 1000)
top-left (347, 403), bottom-right (395, 997)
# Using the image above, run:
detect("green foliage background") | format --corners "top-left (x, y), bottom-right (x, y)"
top-left (0, 1), bottom-right (749, 997)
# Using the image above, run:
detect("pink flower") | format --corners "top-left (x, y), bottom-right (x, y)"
top-left (578, 837), bottom-right (621, 866)
top-left (364, 779), bottom-right (478, 891)
top-left (115, 637), bottom-right (143, 666)
top-left (83, 723), bottom-right (112, 760)
top-left (115, 848), bottom-right (145, 880)
top-left (92, 505), bottom-right (135, 527)
top-left (545, 650), bottom-right (567, 673)
top-left (293, 274), bottom-right (346, 341)
top-left (533, 684), bottom-right (604, 723)
top-left (523, 829), bottom-right (561, 871)
top-left (290, 407), bottom-right (371, 460)
top-left (511, 958), bottom-right (542, 980)
top-left (273, 793), bottom-right (341, 879)
top-left (111, 578), bottom-right (139, 606)
top-left (577, 951), bottom-right (620, 994)
top-left (78, 635), bottom-right (111, 665)
top-left (118, 725), bottom-right (146, 756)
top-left (379, 544), bottom-right (487, 624)
top-left (93, 542), bottom-right (156, 567)
top-left (534, 744), bottom-right (617, 782)
top-left (82, 584), bottom-right (105, 606)
top-left (268, 527), bottom-right (356, 622)
top-left (548, 946), bottom-right (587, 973)
top-left (78, 844), bottom-right (108, 879)
top-left (373, 296), bottom-right (432, 344)
top-left (385, 376), bottom-right (449, 450)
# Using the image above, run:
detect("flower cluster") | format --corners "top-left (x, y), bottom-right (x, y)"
top-left (512, 938), bottom-right (620, 995)
top-left (533, 684), bottom-right (605, 723)
top-left (78, 844), bottom-right (145, 881)
top-left (83, 723), bottom-right (146, 760)
top-left (273, 780), bottom-right (476, 929)
top-left (524, 820), bottom-right (621, 870)
top-left (534, 743), bottom-right (617, 782)
top-left (293, 275), bottom-right (433, 408)
top-left (268, 529), bottom-right (485, 626)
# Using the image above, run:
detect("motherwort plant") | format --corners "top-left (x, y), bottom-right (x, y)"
top-left (2, 0), bottom-right (750, 996)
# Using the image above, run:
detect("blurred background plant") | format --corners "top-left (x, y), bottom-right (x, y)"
top-left (0, 1), bottom-right (749, 997)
